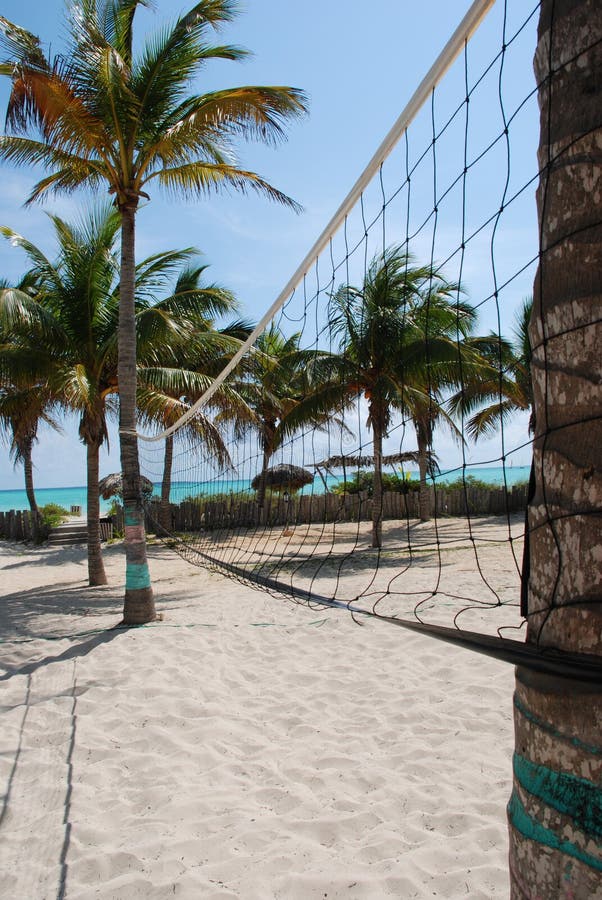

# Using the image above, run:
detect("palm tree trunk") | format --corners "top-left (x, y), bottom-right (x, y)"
top-left (118, 202), bottom-right (155, 624)
top-left (256, 445), bottom-right (272, 510)
top-left (158, 434), bottom-right (173, 534)
top-left (86, 437), bottom-right (107, 586)
top-left (21, 436), bottom-right (38, 514)
top-left (371, 403), bottom-right (383, 549)
top-left (416, 425), bottom-right (431, 522)
top-left (508, 3), bottom-right (602, 896)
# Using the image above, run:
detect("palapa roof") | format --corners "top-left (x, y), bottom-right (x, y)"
top-left (314, 451), bottom-right (423, 469)
top-left (98, 472), bottom-right (155, 500)
top-left (251, 463), bottom-right (314, 491)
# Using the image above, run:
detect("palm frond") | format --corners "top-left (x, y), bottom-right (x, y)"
top-left (134, 247), bottom-right (198, 299)
top-left (146, 161), bottom-right (302, 211)
top-left (0, 225), bottom-right (59, 284)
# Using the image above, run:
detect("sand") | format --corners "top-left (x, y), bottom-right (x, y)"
top-left (0, 533), bottom-right (516, 899)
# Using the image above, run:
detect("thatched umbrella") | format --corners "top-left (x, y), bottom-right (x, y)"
top-left (314, 451), bottom-right (427, 470)
top-left (99, 472), bottom-right (155, 500)
top-left (312, 451), bottom-right (438, 491)
top-left (251, 463), bottom-right (314, 494)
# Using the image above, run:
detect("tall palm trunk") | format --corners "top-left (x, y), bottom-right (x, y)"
top-left (118, 202), bottom-right (155, 624)
top-left (86, 437), bottom-right (107, 586)
top-left (416, 423), bottom-right (431, 523)
top-left (256, 428), bottom-right (275, 510)
top-left (508, 2), bottom-right (602, 896)
top-left (158, 434), bottom-right (174, 534)
top-left (20, 435), bottom-right (38, 514)
top-left (370, 400), bottom-right (384, 549)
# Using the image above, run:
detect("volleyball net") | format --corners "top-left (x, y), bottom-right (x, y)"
top-left (135, 0), bottom-right (602, 682)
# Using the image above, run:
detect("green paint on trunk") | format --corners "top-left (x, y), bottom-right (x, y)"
top-left (514, 694), bottom-right (602, 756)
top-left (513, 753), bottom-right (602, 838)
top-left (124, 508), bottom-right (141, 527)
top-left (126, 562), bottom-right (151, 590)
top-left (508, 789), bottom-right (602, 872)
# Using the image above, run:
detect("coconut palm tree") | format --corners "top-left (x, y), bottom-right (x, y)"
top-left (0, 0), bottom-right (308, 624)
top-left (0, 207), bottom-right (224, 585)
top-left (225, 324), bottom-right (323, 509)
top-left (0, 275), bottom-right (60, 514)
top-left (136, 261), bottom-right (252, 532)
top-left (447, 296), bottom-right (534, 441)
top-left (508, 3), bottom-right (602, 896)
top-left (0, 381), bottom-right (59, 514)
top-left (326, 246), bottom-right (486, 542)
top-left (1, 208), bottom-right (124, 583)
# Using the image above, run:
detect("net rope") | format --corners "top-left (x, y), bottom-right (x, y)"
top-left (132, 0), bottom-right (602, 683)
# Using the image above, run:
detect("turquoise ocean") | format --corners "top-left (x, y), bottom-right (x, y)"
top-left (0, 465), bottom-right (531, 514)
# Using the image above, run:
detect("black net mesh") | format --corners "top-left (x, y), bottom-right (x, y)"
top-left (135, 0), bottom-right (602, 682)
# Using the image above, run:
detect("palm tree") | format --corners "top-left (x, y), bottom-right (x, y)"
top-left (0, 207), bottom-right (220, 585)
top-left (508, 3), bottom-right (602, 895)
top-left (0, 0), bottom-right (308, 624)
top-left (136, 261), bottom-right (251, 533)
top-left (327, 246), bottom-right (484, 542)
top-left (0, 275), bottom-right (60, 514)
top-left (448, 296), bottom-right (534, 441)
top-left (0, 382), bottom-right (59, 514)
top-left (0, 208), bottom-right (124, 584)
top-left (226, 324), bottom-right (321, 509)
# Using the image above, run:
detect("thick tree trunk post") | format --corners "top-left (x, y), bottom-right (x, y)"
top-left (416, 428), bottom-right (431, 522)
top-left (158, 434), bottom-right (174, 534)
top-left (508, 2), bottom-right (602, 896)
top-left (22, 437), bottom-right (38, 514)
top-left (86, 438), bottom-right (107, 586)
top-left (256, 445), bottom-right (272, 510)
top-left (118, 202), bottom-right (155, 624)
top-left (371, 407), bottom-right (383, 549)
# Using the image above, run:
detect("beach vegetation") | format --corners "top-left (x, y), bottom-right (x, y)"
top-left (179, 491), bottom-right (254, 506)
top-left (39, 502), bottom-right (69, 529)
top-left (136, 262), bottom-right (253, 533)
top-left (223, 325), bottom-right (333, 508)
top-left (332, 471), bottom-right (421, 496)
top-left (0, 275), bottom-right (62, 514)
top-left (0, 210), bottom-right (123, 583)
top-left (448, 296), bottom-right (534, 440)
top-left (332, 471), bottom-right (529, 498)
top-left (0, 206), bottom-right (244, 586)
top-left (310, 246), bottom-right (493, 544)
top-left (0, 0), bottom-right (308, 624)
top-left (437, 475), bottom-right (529, 492)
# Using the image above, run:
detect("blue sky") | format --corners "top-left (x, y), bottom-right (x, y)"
top-left (0, 0), bottom-right (539, 490)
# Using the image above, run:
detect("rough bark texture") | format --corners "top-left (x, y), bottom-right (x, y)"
top-left (256, 443), bottom-right (273, 510)
top-left (508, 2), bottom-right (602, 896)
top-left (118, 203), bottom-right (156, 624)
top-left (86, 437), bottom-right (107, 587)
top-left (416, 426), bottom-right (431, 523)
top-left (158, 434), bottom-right (174, 534)
top-left (21, 437), bottom-right (38, 514)
top-left (370, 401), bottom-right (383, 548)
top-left (510, 670), bottom-right (602, 898)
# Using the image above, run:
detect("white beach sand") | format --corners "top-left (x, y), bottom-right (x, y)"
top-left (0, 533), bottom-right (516, 899)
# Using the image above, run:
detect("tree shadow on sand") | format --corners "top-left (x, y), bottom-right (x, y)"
top-left (0, 543), bottom-right (130, 680)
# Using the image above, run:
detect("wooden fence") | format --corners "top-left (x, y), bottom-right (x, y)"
top-left (1, 484), bottom-right (528, 544)
top-left (0, 509), bottom-right (46, 542)
top-left (129, 483), bottom-right (529, 535)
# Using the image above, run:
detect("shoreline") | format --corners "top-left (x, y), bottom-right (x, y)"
top-left (0, 465), bottom-right (531, 516)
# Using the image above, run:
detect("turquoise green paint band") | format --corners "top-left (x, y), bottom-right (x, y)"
top-left (126, 562), bottom-right (151, 590)
top-left (508, 790), bottom-right (602, 872)
top-left (125, 510), bottom-right (140, 527)
top-left (514, 694), bottom-right (602, 756)
top-left (513, 753), bottom-right (602, 838)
